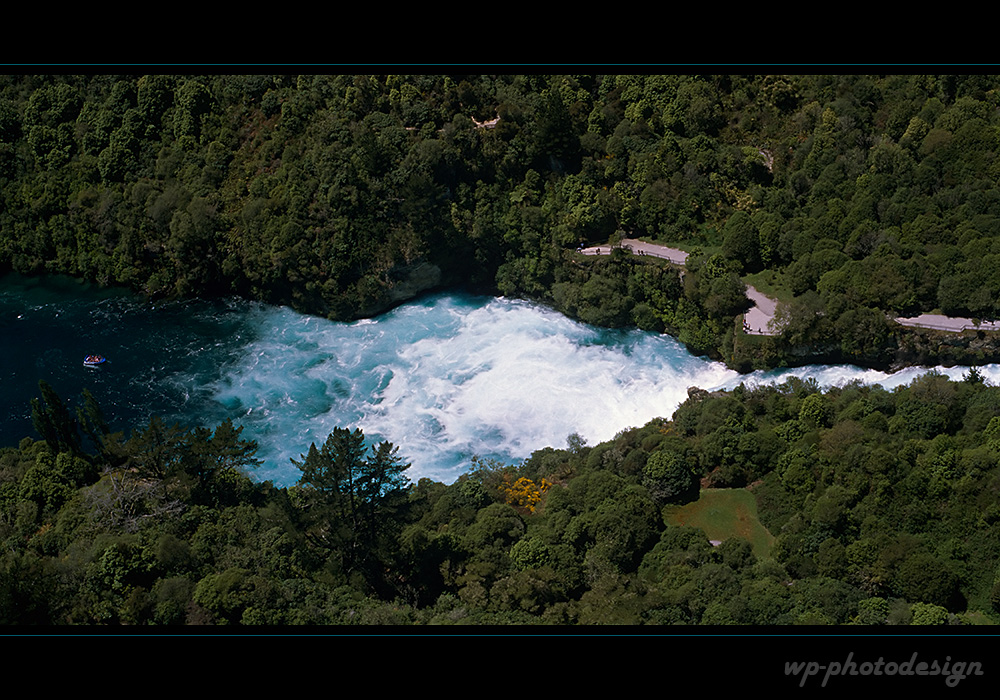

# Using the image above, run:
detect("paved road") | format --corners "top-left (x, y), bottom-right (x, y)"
top-left (579, 239), bottom-right (780, 335)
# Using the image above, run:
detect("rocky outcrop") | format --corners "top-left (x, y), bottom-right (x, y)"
top-left (891, 327), bottom-right (1000, 371)
top-left (386, 260), bottom-right (442, 304)
top-left (355, 260), bottom-right (443, 318)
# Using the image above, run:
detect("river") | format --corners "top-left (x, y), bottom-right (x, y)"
top-left (3, 273), bottom-right (997, 486)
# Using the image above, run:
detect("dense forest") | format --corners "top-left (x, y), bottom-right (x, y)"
top-left (5, 370), bottom-right (1000, 625)
top-left (5, 73), bottom-right (1000, 370)
top-left (6, 72), bottom-right (1000, 626)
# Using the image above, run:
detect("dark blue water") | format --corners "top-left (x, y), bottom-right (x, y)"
top-left (0, 273), bottom-right (259, 449)
top-left (3, 273), bottom-right (991, 486)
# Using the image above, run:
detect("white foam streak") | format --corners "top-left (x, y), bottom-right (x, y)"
top-left (205, 294), bottom-right (1000, 486)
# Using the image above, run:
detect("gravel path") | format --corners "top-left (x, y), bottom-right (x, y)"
top-left (579, 239), bottom-right (780, 335)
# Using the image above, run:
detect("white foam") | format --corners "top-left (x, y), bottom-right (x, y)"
top-left (202, 294), bottom-right (1000, 485)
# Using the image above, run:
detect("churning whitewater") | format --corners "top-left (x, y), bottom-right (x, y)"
top-left (171, 293), bottom-right (1000, 485)
top-left (210, 294), bottom-right (739, 485)
top-left (5, 275), bottom-right (1000, 486)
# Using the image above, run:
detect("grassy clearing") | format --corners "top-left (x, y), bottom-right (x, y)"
top-left (664, 488), bottom-right (776, 560)
top-left (742, 269), bottom-right (794, 305)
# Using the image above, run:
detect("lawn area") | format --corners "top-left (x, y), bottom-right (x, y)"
top-left (663, 488), bottom-right (776, 560)
top-left (741, 269), bottom-right (794, 305)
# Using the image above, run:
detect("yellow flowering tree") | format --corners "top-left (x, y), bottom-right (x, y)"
top-left (498, 475), bottom-right (552, 513)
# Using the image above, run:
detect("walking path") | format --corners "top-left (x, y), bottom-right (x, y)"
top-left (581, 239), bottom-right (1000, 337)
top-left (896, 313), bottom-right (1000, 332)
top-left (580, 238), bottom-right (689, 264)
top-left (744, 287), bottom-right (778, 336)
top-left (579, 238), bottom-right (780, 335)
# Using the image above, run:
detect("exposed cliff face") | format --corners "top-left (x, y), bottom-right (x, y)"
top-left (355, 260), bottom-right (444, 318)
top-left (891, 327), bottom-right (1000, 371)
top-left (386, 261), bottom-right (443, 304)
top-left (766, 328), bottom-right (1000, 374)
top-left (724, 320), bottom-right (1000, 375)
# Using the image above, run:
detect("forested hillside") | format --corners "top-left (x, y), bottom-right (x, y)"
top-left (5, 73), bottom-right (1000, 369)
top-left (5, 371), bottom-right (1000, 625)
top-left (7, 72), bottom-right (1000, 627)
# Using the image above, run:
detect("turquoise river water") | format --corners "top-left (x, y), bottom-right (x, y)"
top-left (2, 273), bottom-right (996, 485)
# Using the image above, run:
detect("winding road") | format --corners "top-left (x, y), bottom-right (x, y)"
top-left (579, 238), bottom-right (781, 336)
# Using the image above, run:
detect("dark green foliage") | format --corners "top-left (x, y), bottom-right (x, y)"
top-left (5, 74), bottom-right (1000, 370)
top-left (291, 427), bottom-right (410, 594)
top-left (7, 372), bottom-right (1000, 624)
top-left (721, 211), bottom-right (761, 273)
top-left (31, 380), bottom-right (82, 456)
top-left (11, 74), bottom-right (1000, 625)
top-left (642, 449), bottom-right (698, 505)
